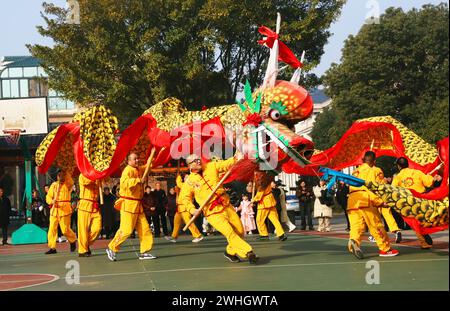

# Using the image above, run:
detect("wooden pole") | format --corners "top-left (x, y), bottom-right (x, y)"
top-left (98, 181), bottom-right (104, 205)
top-left (141, 147), bottom-right (157, 184)
top-left (183, 167), bottom-right (234, 231)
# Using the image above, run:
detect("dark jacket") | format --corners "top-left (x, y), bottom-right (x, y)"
top-left (153, 189), bottom-right (167, 212)
top-left (0, 195), bottom-right (12, 226)
top-left (272, 188), bottom-right (282, 212)
top-left (101, 193), bottom-right (116, 227)
top-left (335, 184), bottom-right (349, 210)
top-left (166, 193), bottom-right (177, 217)
top-left (142, 191), bottom-right (157, 218)
top-left (296, 187), bottom-right (313, 206)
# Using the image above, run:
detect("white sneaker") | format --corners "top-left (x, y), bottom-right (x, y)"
top-left (248, 231), bottom-right (253, 235)
top-left (368, 236), bottom-right (376, 243)
top-left (139, 252), bottom-right (157, 260)
top-left (192, 236), bottom-right (204, 243)
top-left (106, 248), bottom-right (116, 261)
top-left (288, 224), bottom-right (296, 233)
top-left (166, 236), bottom-right (177, 243)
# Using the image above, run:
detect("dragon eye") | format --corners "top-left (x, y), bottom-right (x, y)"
top-left (269, 109), bottom-right (281, 120)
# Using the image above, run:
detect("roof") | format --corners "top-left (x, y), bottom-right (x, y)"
top-left (309, 88), bottom-right (330, 104)
top-left (0, 56), bottom-right (41, 69)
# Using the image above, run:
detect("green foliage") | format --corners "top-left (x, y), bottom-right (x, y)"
top-left (28, 0), bottom-right (344, 125)
top-left (315, 3), bottom-right (449, 148)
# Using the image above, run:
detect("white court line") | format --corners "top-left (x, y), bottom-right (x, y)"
top-left (1, 273), bottom-right (59, 291)
top-left (128, 238), bottom-right (157, 291)
top-left (290, 232), bottom-right (450, 253)
top-left (50, 257), bottom-right (449, 282)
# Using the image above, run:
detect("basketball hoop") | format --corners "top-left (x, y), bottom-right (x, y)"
top-left (3, 129), bottom-right (23, 145)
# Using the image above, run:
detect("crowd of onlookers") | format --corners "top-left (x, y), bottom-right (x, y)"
top-left (0, 172), bottom-right (414, 245)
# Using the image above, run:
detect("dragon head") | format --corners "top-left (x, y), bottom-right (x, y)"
top-left (238, 79), bottom-right (314, 170)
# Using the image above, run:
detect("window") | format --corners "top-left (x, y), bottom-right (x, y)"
top-left (0, 69), bottom-right (8, 78)
top-left (8, 68), bottom-right (23, 78)
top-left (20, 79), bottom-right (29, 97)
top-left (23, 67), bottom-right (38, 77)
top-left (37, 67), bottom-right (47, 77)
top-left (48, 97), bottom-right (75, 111)
top-left (2, 80), bottom-right (10, 97)
top-left (10, 80), bottom-right (19, 97)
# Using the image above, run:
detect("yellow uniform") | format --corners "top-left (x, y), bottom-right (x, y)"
top-left (77, 174), bottom-right (102, 254)
top-left (392, 167), bottom-right (435, 248)
top-left (108, 165), bottom-right (153, 254)
top-left (171, 175), bottom-right (202, 239)
top-left (352, 163), bottom-right (400, 233)
top-left (348, 163), bottom-right (391, 252)
top-left (179, 157), bottom-right (253, 259)
top-left (253, 185), bottom-right (285, 238)
top-left (392, 168), bottom-right (434, 193)
top-left (45, 173), bottom-right (77, 249)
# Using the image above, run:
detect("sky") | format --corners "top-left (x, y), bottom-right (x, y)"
top-left (0, 0), bottom-right (448, 77)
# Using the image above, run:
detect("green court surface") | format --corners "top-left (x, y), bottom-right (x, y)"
top-left (0, 232), bottom-right (448, 291)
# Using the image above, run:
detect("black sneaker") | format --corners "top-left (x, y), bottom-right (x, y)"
top-left (223, 251), bottom-right (240, 263)
top-left (45, 248), bottom-right (57, 255)
top-left (246, 251), bottom-right (259, 264)
top-left (87, 247), bottom-right (92, 256)
top-left (349, 239), bottom-right (364, 260)
top-left (424, 234), bottom-right (433, 246)
top-left (70, 242), bottom-right (77, 252)
top-left (258, 236), bottom-right (269, 241)
top-left (278, 234), bottom-right (287, 241)
top-left (395, 231), bottom-right (402, 243)
top-left (78, 252), bottom-right (91, 257)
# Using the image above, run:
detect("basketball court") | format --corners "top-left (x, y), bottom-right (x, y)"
top-left (1, 217), bottom-right (448, 291)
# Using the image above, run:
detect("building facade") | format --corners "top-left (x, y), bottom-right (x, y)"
top-left (0, 56), bottom-right (79, 211)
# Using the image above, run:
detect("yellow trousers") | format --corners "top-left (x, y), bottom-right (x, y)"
top-left (348, 207), bottom-right (390, 252)
top-left (415, 232), bottom-right (432, 249)
top-left (48, 214), bottom-right (77, 249)
top-left (108, 211), bottom-right (153, 254)
top-left (378, 207), bottom-right (400, 232)
top-left (171, 211), bottom-right (202, 239)
top-left (256, 207), bottom-right (285, 237)
top-left (77, 210), bottom-right (102, 254)
top-left (207, 206), bottom-right (253, 259)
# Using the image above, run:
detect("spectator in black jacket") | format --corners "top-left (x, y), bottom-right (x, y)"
top-left (296, 180), bottom-right (314, 230)
top-left (101, 187), bottom-right (117, 239)
top-left (0, 187), bottom-right (12, 245)
top-left (335, 181), bottom-right (350, 231)
top-left (166, 187), bottom-right (177, 233)
top-left (153, 182), bottom-right (169, 237)
top-left (31, 189), bottom-right (46, 228)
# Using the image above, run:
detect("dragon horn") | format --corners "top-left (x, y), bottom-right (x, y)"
top-left (262, 13), bottom-right (281, 89)
top-left (290, 51), bottom-right (306, 84)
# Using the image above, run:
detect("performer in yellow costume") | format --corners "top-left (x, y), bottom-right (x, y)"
top-left (347, 151), bottom-right (399, 259)
top-left (165, 174), bottom-right (203, 243)
top-left (77, 174), bottom-right (102, 257)
top-left (179, 153), bottom-right (259, 264)
top-left (253, 182), bottom-right (286, 241)
top-left (392, 157), bottom-right (442, 249)
top-left (45, 170), bottom-right (77, 254)
top-left (363, 157), bottom-right (402, 244)
top-left (106, 153), bottom-right (155, 261)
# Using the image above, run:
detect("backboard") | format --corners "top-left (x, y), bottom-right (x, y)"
top-left (0, 97), bottom-right (48, 136)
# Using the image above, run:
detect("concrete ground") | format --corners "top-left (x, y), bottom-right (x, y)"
top-left (0, 215), bottom-right (448, 291)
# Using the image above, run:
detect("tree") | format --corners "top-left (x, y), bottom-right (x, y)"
top-left (313, 3), bottom-right (449, 148)
top-left (28, 0), bottom-right (344, 125)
